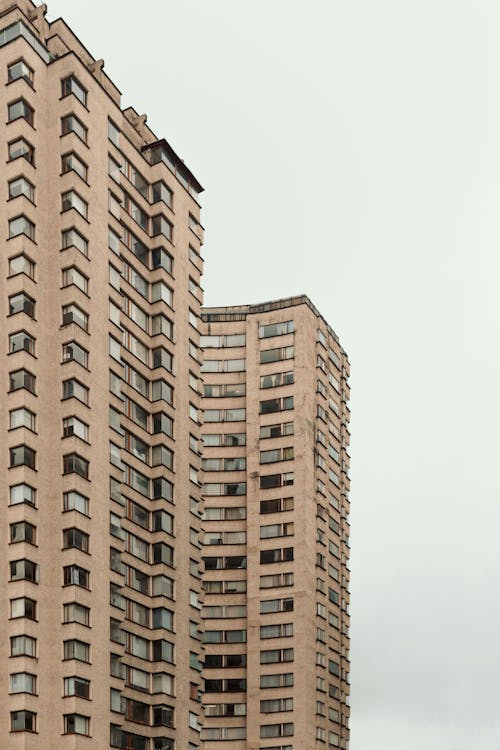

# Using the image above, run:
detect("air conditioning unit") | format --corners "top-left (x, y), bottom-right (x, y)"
top-left (250, 471), bottom-right (259, 478)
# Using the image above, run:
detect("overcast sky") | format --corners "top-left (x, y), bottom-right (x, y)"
top-left (46, 1), bottom-right (500, 746)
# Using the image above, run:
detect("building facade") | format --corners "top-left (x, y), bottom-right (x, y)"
top-left (200, 297), bottom-right (350, 750)
top-left (0, 1), bottom-right (205, 748)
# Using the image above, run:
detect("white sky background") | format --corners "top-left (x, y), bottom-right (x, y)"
top-left (46, 1), bottom-right (500, 746)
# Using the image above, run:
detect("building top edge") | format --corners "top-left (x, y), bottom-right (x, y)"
top-left (201, 294), bottom-right (344, 349)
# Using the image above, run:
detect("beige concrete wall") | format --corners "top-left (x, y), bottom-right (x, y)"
top-left (200, 298), bottom-right (350, 750)
top-left (0, 2), bottom-right (204, 747)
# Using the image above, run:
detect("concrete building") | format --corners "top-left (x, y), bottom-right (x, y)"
top-left (0, 1), bottom-right (205, 748)
top-left (200, 297), bottom-right (350, 750)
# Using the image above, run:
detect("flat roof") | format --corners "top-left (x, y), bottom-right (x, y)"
top-left (202, 294), bottom-right (343, 348)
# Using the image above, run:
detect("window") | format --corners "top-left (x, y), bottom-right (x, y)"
top-left (8, 137), bottom-right (34, 163)
top-left (260, 649), bottom-right (294, 665)
top-left (63, 490), bottom-right (89, 515)
top-left (260, 397), bottom-right (294, 414)
top-left (260, 497), bottom-right (294, 514)
top-left (63, 453), bottom-right (89, 479)
top-left (9, 215), bottom-right (35, 240)
top-left (260, 472), bottom-right (294, 489)
top-left (62, 303), bottom-right (88, 331)
top-left (8, 176), bottom-right (34, 202)
top-left (64, 565), bottom-right (89, 588)
top-left (152, 214), bottom-right (172, 240)
top-left (260, 673), bottom-right (294, 689)
top-left (9, 557), bottom-right (37, 582)
top-left (259, 547), bottom-right (294, 564)
top-left (62, 152), bottom-right (88, 181)
top-left (13, 417), bottom-right (36, 453)
top-left (63, 378), bottom-right (89, 404)
top-left (108, 119), bottom-right (120, 145)
top-left (11, 634), bottom-right (36, 657)
top-left (62, 190), bottom-right (88, 218)
top-left (260, 346), bottom-right (294, 364)
top-left (62, 266), bottom-right (88, 294)
top-left (10, 597), bottom-right (36, 620)
top-left (8, 98), bottom-right (33, 125)
top-left (61, 114), bottom-right (87, 142)
top-left (9, 483), bottom-right (35, 507)
top-left (63, 527), bottom-right (89, 552)
top-left (260, 447), bottom-right (294, 464)
top-left (62, 341), bottom-right (88, 368)
top-left (11, 710), bottom-right (36, 732)
top-left (8, 253), bottom-right (34, 279)
top-left (261, 371), bottom-right (294, 391)
top-left (8, 59), bottom-right (34, 84)
top-left (10, 521), bottom-right (36, 544)
top-left (152, 246), bottom-right (173, 274)
top-left (151, 280), bottom-right (173, 306)
top-left (9, 368), bottom-right (35, 395)
top-left (64, 676), bottom-right (90, 698)
top-left (9, 331), bottom-right (35, 355)
top-left (62, 227), bottom-right (88, 256)
top-left (62, 75), bottom-right (87, 105)
top-left (152, 180), bottom-right (173, 207)
top-left (9, 291), bottom-right (35, 317)
top-left (260, 624), bottom-right (293, 641)
top-left (201, 358), bottom-right (246, 373)
top-left (259, 320), bottom-right (294, 338)
top-left (10, 444), bottom-right (35, 469)
top-left (64, 639), bottom-right (90, 662)
top-left (64, 714), bottom-right (89, 736)
top-left (63, 602), bottom-right (89, 626)
top-left (260, 697), bottom-right (293, 713)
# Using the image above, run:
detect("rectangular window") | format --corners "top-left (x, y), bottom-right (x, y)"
top-left (62, 190), bottom-right (88, 218)
top-left (108, 119), bottom-right (120, 146)
top-left (62, 416), bottom-right (89, 441)
top-left (9, 331), bottom-right (35, 355)
top-left (260, 346), bottom-right (294, 364)
top-left (10, 635), bottom-right (36, 657)
top-left (63, 491), bottom-right (89, 515)
top-left (62, 341), bottom-right (88, 368)
top-left (259, 320), bottom-right (294, 338)
top-left (152, 180), bottom-right (173, 206)
top-left (62, 152), bottom-right (88, 181)
top-left (9, 214), bottom-right (34, 240)
top-left (10, 521), bottom-right (36, 544)
top-left (10, 559), bottom-right (37, 582)
top-left (64, 714), bottom-right (90, 736)
top-left (62, 266), bottom-right (88, 294)
top-left (8, 253), bottom-right (35, 279)
top-left (63, 603), bottom-right (89, 626)
top-left (63, 527), bottom-right (89, 552)
top-left (62, 114), bottom-right (87, 142)
top-left (62, 304), bottom-right (88, 331)
top-left (8, 137), bottom-right (34, 163)
top-left (62, 227), bottom-right (88, 256)
top-left (152, 214), bottom-right (172, 240)
top-left (63, 453), bottom-right (89, 479)
top-left (9, 444), bottom-right (35, 469)
top-left (8, 97), bottom-right (33, 125)
top-left (8, 59), bottom-right (34, 84)
top-left (9, 291), bottom-right (35, 317)
top-left (61, 75), bottom-right (87, 105)
top-left (8, 176), bottom-right (35, 202)
top-left (11, 710), bottom-right (36, 732)
top-left (10, 597), bottom-right (36, 620)
top-left (63, 565), bottom-right (89, 588)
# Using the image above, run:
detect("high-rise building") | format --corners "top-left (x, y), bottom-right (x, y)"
top-left (200, 296), bottom-right (350, 750)
top-left (0, 2), bottom-right (205, 748)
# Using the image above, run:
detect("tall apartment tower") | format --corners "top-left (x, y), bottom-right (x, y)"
top-left (199, 297), bottom-right (351, 750)
top-left (0, 2), bottom-right (205, 748)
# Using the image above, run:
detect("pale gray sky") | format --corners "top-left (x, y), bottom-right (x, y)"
top-left (46, 1), bottom-right (500, 746)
